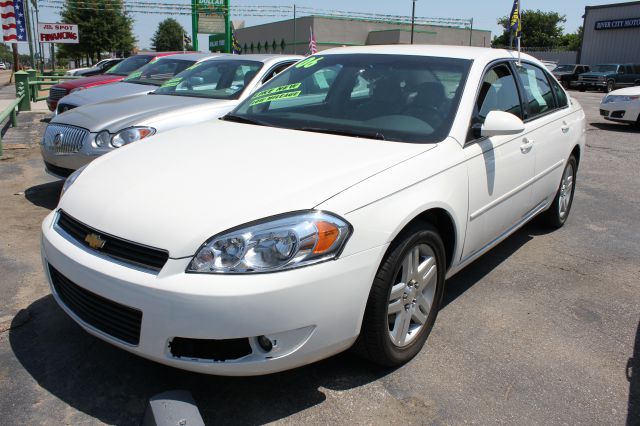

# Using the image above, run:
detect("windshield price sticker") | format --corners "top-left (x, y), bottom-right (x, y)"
top-left (125, 71), bottom-right (142, 81)
top-left (250, 90), bottom-right (301, 106)
top-left (253, 83), bottom-right (301, 100)
top-left (295, 57), bottom-right (324, 69)
top-left (161, 77), bottom-right (183, 87)
top-left (186, 62), bottom-right (204, 71)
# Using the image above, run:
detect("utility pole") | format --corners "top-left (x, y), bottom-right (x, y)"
top-left (191, 0), bottom-right (199, 51)
top-left (24, 0), bottom-right (35, 67)
top-left (32, 0), bottom-right (44, 71)
top-left (469, 18), bottom-right (474, 46)
top-left (410, 0), bottom-right (417, 44)
top-left (293, 4), bottom-right (297, 54)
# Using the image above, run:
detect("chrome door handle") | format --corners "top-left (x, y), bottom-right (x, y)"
top-left (561, 121), bottom-right (570, 134)
top-left (520, 138), bottom-right (534, 154)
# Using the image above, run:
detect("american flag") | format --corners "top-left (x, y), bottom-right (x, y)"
top-left (308, 27), bottom-right (317, 55)
top-left (1, 0), bottom-right (28, 43)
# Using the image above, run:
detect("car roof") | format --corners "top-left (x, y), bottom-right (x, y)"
top-left (204, 54), bottom-right (303, 64)
top-left (318, 44), bottom-right (538, 63)
top-left (156, 53), bottom-right (227, 62)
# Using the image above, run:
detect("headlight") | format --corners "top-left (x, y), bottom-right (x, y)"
top-left (110, 127), bottom-right (155, 148)
top-left (187, 211), bottom-right (352, 274)
top-left (70, 87), bottom-right (85, 93)
top-left (61, 165), bottom-right (87, 197)
top-left (94, 130), bottom-right (111, 147)
top-left (604, 95), bottom-right (640, 103)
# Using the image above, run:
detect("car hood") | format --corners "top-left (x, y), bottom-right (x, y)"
top-left (553, 71), bottom-right (573, 76)
top-left (59, 120), bottom-right (433, 257)
top-left (58, 82), bottom-right (159, 108)
top-left (606, 86), bottom-right (640, 96)
top-left (56, 74), bottom-right (124, 90)
top-left (51, 94), bottom-right (223, 132)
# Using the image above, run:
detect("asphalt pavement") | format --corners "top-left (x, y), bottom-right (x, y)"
top-left (0, 90), bottom-right (638, 425)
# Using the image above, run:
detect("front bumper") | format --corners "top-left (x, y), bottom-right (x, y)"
top-left (600, 102), bottom-right (640, 123)
top-left (41, 211), bottom-right (385, 376)
top-left (578, 80), bottom-right (607, 90)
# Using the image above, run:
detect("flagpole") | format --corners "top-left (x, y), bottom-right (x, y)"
top-left (517, 0), bottom-right (521, 64)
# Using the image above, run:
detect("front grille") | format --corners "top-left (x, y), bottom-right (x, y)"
top-left (49, 86), bottom-right (69, 101)
top-left (49, 264), bottom-right (142, 345)
top-left (43, 124), bottom-right (88, 154)
top-left (57, 103), bottom-right (77, 114)
top-left (44, 161), bottom-right (74, 178)
top-left (56, 210), bottom-right (169, 271)
top-left (580, 76), bottom-right (600, 83)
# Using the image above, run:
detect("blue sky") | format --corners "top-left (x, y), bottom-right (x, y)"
top-left (21, 0), bottom-right (635, 55)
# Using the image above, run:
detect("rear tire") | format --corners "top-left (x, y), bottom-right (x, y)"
top-left (540, 155), bottom-right (577, 228)
top-left (355, 223), bottom-right (446, 367)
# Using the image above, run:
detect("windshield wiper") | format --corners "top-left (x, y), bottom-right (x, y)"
top-left (221, 114), bottom-right (268, 126)
top-left (300, 127), bottom-right (385, 141)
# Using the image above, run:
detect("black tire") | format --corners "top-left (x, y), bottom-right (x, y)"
top-left (606, 80), bottom-right (615, 93)
top-left (579, 87), bottom-right (586, 92)
top-left (355, 222), bottom-right (446, 367)
top-left (540, 155), bottom-right (577, 228)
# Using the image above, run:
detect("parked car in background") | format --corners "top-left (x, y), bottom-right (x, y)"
top-left (0, 63), bottom-right (6, 70)
top-left (552, 64), bottom-right (590, 89)
top-left (55, 53), bottom-right (226, 115)
top-left (41, 54), bottom-right (301, 177)
top-left (73, 58), bottom-right (123, 77)
top-left (541, 60), bottom-right (558, 72)
top-left (578, 64), bottom-right (640, 93)
top-left (47, 52), bottom-right (184, 112)
top-left (41, 46), bottom-right (585, 375)
top-left (65, 58), bottom-right (114, 76)
top-left (599, 86), bottom-right (640, 126)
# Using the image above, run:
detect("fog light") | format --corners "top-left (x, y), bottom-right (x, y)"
top-left (257, 335), bottom-right (273, 352)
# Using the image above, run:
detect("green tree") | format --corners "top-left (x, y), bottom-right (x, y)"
top-left (57, 0), bottom-right (136, 64)
top-left (492, 9), bottom-right (567, 48)
top-left (151, 18), bottom-right (190, 51)
top-left (560, 26), bottom-right (583, 51)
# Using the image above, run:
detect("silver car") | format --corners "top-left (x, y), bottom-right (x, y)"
top-left (42, 54), bottom-right (302, 178)
top-left (55, 53), bottom-right (225, 115)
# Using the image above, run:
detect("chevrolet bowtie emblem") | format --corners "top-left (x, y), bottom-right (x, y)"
top-left (85, 233), bottom-right (106, 249)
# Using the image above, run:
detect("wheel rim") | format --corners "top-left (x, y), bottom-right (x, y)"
top-left (558, 163), bottom-right (574, 220)
top-left (607, 82), bottom-right (614, 92)
top-left (387, 244), bottom-right (437, 348)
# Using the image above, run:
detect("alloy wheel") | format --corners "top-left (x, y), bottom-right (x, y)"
top-left (558, 163), bottom-right (574, 220)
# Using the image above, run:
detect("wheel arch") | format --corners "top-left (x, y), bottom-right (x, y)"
top-left (571, 144), bottom-right (582, 169)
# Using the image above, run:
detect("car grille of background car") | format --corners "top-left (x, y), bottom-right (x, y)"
top-left (49, 87), bottom-right (69, 101)
top-left (43, 124), bottom-right (88, 154)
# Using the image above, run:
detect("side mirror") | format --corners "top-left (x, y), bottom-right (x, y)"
top-left (480, 111), bottom-right (525, 137)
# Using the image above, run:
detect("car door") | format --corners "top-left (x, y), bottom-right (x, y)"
top-left (514, 62), bottom-right (577, 208)
top-left (461, 62), bottom-right (536, 262)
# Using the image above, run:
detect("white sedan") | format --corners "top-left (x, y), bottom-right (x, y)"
top-left (41, 45), bottom-right (586, 376)
top-left (599, 86), bottom-right (640, 126)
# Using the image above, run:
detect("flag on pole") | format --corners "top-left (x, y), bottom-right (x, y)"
top-left (183, 32), bottom-right (192, 50)
top-left (1, 0), bottom-right (28, 43)
top-left (308, 27), bottom-right (317, 55)
top-left (231, 24), bottom-right (242, 54)
top-left (509, 0), bottom-right (522, 37)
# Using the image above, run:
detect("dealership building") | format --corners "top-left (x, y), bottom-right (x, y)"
top-left (579, 1), bottom-right (640, 64)
top-left (228, 15), bottom-right (491, 55)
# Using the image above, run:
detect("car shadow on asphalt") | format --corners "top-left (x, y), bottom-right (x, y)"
top-left (590, 122), bottom-right (639, 133)
top-left (9, 295), bottom-right (395, 425)
top-left (24, 181), bottom-right (62, 210)
top-left (628, 320), bottom-right (640, 426)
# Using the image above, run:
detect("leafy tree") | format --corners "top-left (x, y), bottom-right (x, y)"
top-left (492, 9), bottom-right (567, 48)
top-left (561, 26), bottom-right (583, 51)
top-left (57, 0), bottom-right (136, 64)
top-left (151, 18), bottom-right (191, 51)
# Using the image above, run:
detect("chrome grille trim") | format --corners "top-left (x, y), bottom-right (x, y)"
top-left (49, 87), bottom-right (69, 101)
top-left (43, 124), bottom-right (88, 154)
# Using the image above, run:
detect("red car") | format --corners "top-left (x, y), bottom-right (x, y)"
top-left (47, 52), bottom-right (184, 111)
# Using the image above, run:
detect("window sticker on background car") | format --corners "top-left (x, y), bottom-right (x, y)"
top-left (161, 77), bottom-right (183, 87)
top-left (295, 57), bottom-right (324, 69)
top-left (250, 90), bottom-right (302, 106)
top-left (124, 71), bottom-right (142, 81)
top-left (253, 83), bottom-right (301, 99)
top-left (186, 62), bottom-right (204, 71)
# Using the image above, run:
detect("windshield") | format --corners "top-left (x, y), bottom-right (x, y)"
top-left (123, 58), bottom-right (196, 86)
top-left (229, 54), bottom-right (472, 143)
top-left (591, 64), bottom-right (619, 73)
top-left (106, 55), bottom-right (155, 76)
top-left (153, 59), bottom-right (263, 100)
top-left (554, 65), bottom-right (575, 72)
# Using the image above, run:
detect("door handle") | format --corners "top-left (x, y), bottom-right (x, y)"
top-left (561, 120), bottom-right (570, 134)
top-left (520, 137), bottom-right (534, 154)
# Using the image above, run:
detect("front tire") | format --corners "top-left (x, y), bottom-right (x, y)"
top-left (540, 155), bottom-right (577, 228)
top-left (606, 80), bottom-right (615, 93)
top-left (355, 223), bottom-right (446, 367)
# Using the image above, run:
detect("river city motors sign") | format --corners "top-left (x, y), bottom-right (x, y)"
top-left (595, 17), bottom-right (640, 31)
top-left (38, 23), bottom-right (79, 43)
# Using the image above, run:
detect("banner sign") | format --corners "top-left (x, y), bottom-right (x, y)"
top-left (1, 0), bottom-right (29, 43)
top-left (38, 23), bottom-right (79, 43)
top-left (595, 17), bottom-right (640, 31)
top-left (198, 0), bottom-right (226, 34)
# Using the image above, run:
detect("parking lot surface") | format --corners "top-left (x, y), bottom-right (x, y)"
top-left (0, 90), bottom-right (638, 425)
